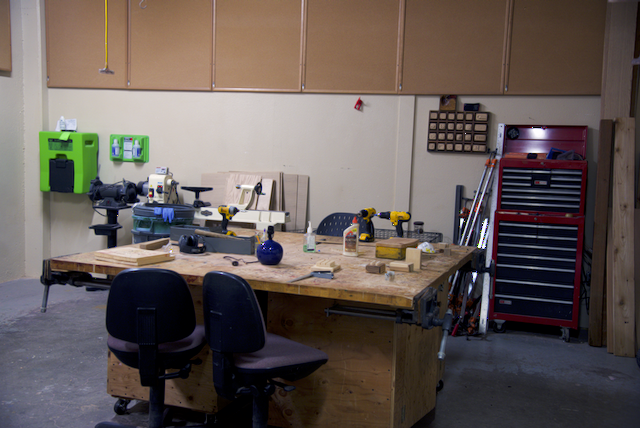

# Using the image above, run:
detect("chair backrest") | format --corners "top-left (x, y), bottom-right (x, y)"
top-left (316, 212), bottom-right (366, 237)
top-left (106, 268), bottom-right (197, 345)
top-left (202, 271), bottom-right (266, 354)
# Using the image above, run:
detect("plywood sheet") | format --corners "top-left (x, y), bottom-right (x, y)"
top-left (256, 178), bottom-right (274, 211)
top-left (95, 247), bottom-right (174, 266)
top-left (224, 173), bottom-right (262, 208)
top-left (214, 0), bottom-right (302, 91)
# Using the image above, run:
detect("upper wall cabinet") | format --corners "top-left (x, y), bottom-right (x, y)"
top-left (45, 0), bottom-right (128, 88)
top-left (401, 0), bottom-right (509, 95)
top-left (129, 0), bottom-right (213, 90)
top-left (505, 0), bottom-right (607, 95)
top-left (303, 0), bottom-right (401, 93)
top-left (0, 0), bottom-right (11, 72)
top-left (214, 0), bottom-right (303, 91)
top-left (44, 0), bottom-right (607, 95)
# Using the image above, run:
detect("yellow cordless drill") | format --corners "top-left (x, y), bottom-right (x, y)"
top-left (357, 208), bottom-right (376, 242)
top-left (376, 211), bottom-right (411, 238)
top-left (218, 205), bottom-right (239, 236)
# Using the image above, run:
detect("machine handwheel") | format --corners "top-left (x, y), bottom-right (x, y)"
top-left (113, 398), bottom-right (131, 415)
top-left (492, 321), bottom-right (506, 334)
top-left (436, 380), bottom-right (444, 393)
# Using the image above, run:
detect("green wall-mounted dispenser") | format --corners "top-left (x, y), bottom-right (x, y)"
top-left (39, 131), bottom-right (98, 193)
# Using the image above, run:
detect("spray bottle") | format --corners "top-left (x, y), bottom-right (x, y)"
top-left (303, 221), bottom-right (316, 253)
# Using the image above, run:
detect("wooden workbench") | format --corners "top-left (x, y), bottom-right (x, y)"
top-left (46, 231), bottom-right (475, 428)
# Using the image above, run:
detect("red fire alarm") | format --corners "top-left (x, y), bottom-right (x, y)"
top-left (354, 97), bottom-right (363, 111)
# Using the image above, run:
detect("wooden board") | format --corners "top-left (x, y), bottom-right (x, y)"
top-left (224, 173), bottom-right (262, 208)
top-left (401, 0), bottom-right (508, 95)
top-left (256, 178), bottom-right (274, 211)
top-left (610, 117), bottom-right (635, 357)
top-left (600, 0), bottom-right (637, 118)
top-left (0, 0), bottom-right (11, 71)
top-left (214, 0), bottom-right (303, 91)
top-left (107, 347), bottom-right (222, 412)
top-left (304, 0), bottom-right (400, 93)
top-left (95, 247), bottom-right (175, 266)
top-left (267, 294), bottom-right (394, 428)
top-left (129, 0), bottom-right (213, 90)
top-left (588, 119), bottom-right (614, 347)
top-left (45, 0), bottom-right (128, 88)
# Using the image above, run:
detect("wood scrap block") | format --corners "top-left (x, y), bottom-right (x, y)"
top-left (406, 248), bottom-right (422, 270)
top-left (389, 261), bottom-right (414, 273)
top-left (366, 261), bottom-right (386, 274)
top-left (312, 259), bottom-right (341, 272)
top-left (375, 238), bottom-right (419, 260)
top-left (433, 243), bottom-right (452, 256)
top-left (139, 237), bottom-right (170, 250)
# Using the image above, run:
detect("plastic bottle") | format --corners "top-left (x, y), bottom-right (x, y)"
top-left (133, 140), bottom-right (141, 158)
top-left (303, 221), bottom-right (316, 253)
top-left (111, 139), bottom-right (120, 157)
top-left (343, 216), bottom-right (359, 257)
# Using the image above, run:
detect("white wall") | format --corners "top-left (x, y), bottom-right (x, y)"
top-left (42, 90), bottom-right (601, 257)
top-left (11, 1), bottom-right (602, 283)
top-left (0, 0), bottom-right (26, 282)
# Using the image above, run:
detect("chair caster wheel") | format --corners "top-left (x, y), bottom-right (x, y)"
top-left (436, 380), bottom-right (444, 393)
top-left (113, 399), bottom-right (130, 415)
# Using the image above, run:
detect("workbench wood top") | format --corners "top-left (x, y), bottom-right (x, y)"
top-left (49, 230), bottom-right (475, 309)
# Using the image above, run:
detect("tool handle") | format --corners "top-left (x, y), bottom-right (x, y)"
top-left (437, 309), bottom-right (453, 361)
top-left (195, 229), bottom-right (242, 240)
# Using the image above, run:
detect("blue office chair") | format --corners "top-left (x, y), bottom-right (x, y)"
top-left (316, 212), bottom-right (367, 236)
top-left (202, 271), bottom-right (328, 428)
top-left (95, 268), bottom-right (206, 428)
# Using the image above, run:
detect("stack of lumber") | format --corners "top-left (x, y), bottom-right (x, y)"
top-left (199, 171), bottom-right (309, 231)
top-left (588, 118), bottom-right (637, 357)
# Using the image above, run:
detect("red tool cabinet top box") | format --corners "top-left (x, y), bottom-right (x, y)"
top-left (497, 125), bottom-right (588, 216)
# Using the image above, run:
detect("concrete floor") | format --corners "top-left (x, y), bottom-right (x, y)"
top-left (1, 278), bottom-right (639, 428)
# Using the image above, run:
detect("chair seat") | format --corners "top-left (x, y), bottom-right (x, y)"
top-left (108, 325), bottom-right (206, 369)
top-left (234, 333), bottom-right (328, 382)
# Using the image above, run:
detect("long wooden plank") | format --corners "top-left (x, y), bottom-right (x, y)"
top-left (588, 119), bottom-right (615, 347)
top-left (636, 208), bottom-right (640, 354)
top-left (600, 1), bottom-right (637, 119)
top-left (610, 117), bottom-right (635, 357)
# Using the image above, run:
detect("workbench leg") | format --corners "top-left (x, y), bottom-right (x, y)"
top-left (40, 259), bottom-right (52, 313)
top-left (41, 284), bottom-right (51, 313)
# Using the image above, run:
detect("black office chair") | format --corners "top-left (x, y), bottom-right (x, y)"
top-left (95, 268), bottom-right (207, 428)
top-left (202, 271), bottom-right (328, 428)
top-left (316, 212), bottom-right (366, 236)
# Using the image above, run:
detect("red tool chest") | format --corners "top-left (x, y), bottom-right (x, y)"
top-left (490, 125), bottom-right (587, 331)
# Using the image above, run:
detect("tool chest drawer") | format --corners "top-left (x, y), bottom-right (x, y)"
top-left (489, 212), bottom-right (583, 329)
top-left (497, 159), bottom-right (587, 215)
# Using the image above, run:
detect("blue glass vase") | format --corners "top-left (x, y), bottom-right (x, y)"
top-left (256, 226), bottom-right (283, 265)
